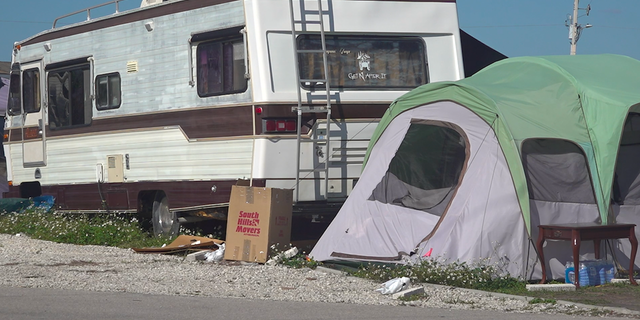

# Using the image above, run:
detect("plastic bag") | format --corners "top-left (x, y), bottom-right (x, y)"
top-left (266, 247), bottom-right (298, 265)
top-left (204, 243), bottom-right (225, 262)
top-left (375, 277), bottom-right (410, 295)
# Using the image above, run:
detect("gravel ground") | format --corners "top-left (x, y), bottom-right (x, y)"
top-left (0, 233), bottom-right (638, 318)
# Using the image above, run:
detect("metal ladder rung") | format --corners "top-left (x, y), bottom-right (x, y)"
top-left (292, 19), bottom-right (323, 24)
top-left (299, 168), bottom-right (328, 173)
top-left (301, 8), bottom-right (329, 13)
top-left (297, 49), bottom-right (325, 54)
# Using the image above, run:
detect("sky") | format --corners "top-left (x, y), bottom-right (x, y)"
top-left (0, 0), bottom-right (638, 63)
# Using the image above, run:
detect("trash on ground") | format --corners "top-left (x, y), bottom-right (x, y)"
top-left (0, 195), bottom-right (56, 214)
top-left (376, 277), bottom-right (411, 295)
top-left (204, 243), bottom-right (225, 262)
top-left (266, 246), bottom-right (298, 265)
top-left (132, 235), bottom-right (223, 254)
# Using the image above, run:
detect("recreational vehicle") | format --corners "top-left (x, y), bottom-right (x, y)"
top-left (4, 0), bottom-right (466, 237)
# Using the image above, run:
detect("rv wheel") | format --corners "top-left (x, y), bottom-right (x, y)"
top-left (151, 191), bottom-right (179, 238)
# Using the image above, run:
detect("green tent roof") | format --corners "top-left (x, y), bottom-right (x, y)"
top-left (367, 54), bottom-right (640, 231)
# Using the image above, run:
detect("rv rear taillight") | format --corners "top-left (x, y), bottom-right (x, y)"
top-left (265, 120), bottom-right (276, 132)
top-left (262, 119), bottom-right (297, 133)
top-left (24, 127), bottom-right (40, 139)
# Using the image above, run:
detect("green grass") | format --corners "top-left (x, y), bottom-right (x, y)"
top-left (0, 208), bottom-right (170, 248)
top-left (349, 258), bottom-right (526, 293)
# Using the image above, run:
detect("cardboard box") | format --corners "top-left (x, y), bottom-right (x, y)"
top-left (224, 185), bottom-right (293, 263)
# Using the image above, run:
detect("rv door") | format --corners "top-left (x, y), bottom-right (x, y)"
top-left (19, 60), bottom-right (46, 167)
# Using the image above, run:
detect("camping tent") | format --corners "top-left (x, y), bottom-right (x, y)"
top-left (310, 54), bottom-right (640, 280)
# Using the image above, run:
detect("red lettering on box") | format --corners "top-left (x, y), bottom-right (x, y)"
top-left (238, 211), bottom-right (260, 219)
top-left (275, 216), bottom-right (289, 226)
top-left (235, 225), bottom-right (261, 236)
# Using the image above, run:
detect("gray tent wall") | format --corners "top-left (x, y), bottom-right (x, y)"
top-left (310, 101), bottom-right (532, 278)
top-left (613, 105), bottom-right (640, 271)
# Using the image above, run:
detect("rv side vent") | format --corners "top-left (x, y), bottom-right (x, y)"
top-left (126, 61), bottom-right (139, 73)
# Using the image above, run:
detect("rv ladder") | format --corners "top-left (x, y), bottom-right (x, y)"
top-left (289, 0), bottom-right (332, 203)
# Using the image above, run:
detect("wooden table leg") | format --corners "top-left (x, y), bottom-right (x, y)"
top-left (537, 226), bottom-right (547, 284)
top-left (572, 229), bottom-right (581, 288)
top-left (629, 227), bottom-right (638, 286)
top-left (594, 239), bottom-right (601, 259)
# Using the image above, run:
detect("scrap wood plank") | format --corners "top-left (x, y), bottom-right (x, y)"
top-left (132, 235), bottom-right (224, 254)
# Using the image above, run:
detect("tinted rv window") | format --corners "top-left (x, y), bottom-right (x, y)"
top-left (522, 139), bottom-right (596, 203)
top-left (7, 71), bottom-right (21, 116)
top-left (297, 35), bottom-right (427, 89)
top-left (47, 63), bottom-right (92, 129)
top-left (95, 73), bottom-right (121, 110)
top-left (369, 122), bottom-right (466, 216)
top-left (22, 68), bottom-right (41, 113)
top-left (196, 38), bottom-right (247, 97)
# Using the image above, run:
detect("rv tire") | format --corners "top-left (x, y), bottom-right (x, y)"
top-left (151, 191), bottom-right (179, 238)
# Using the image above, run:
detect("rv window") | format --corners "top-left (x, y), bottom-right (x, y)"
top-left (22, 68), bottom-right (41, 114)
top-left (522, 139), bottom-right (596, 204)
top-left (95, 73), bottom-right (121, 110)
top-left (47, 63), bottom-right (92, 129)
top-left (196, 37), bottom-right (247, 97)
top-left (369, 123), bottom-right (466, 216)
top-left (7, 71), bottom-right (21, 116)
top-left (297, 35), bottom-right (428, 89)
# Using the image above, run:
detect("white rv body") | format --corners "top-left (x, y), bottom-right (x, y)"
top-left (5, 0), bottom-right (465, 235)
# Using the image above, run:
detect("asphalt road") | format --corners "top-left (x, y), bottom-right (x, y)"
top-left (0, 286), bottom-right (600, 320)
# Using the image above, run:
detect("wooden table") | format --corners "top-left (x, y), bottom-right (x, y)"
top-left (537, 223), bottom-right (638, 288)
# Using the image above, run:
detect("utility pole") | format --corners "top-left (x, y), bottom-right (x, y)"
top-left (570, 0), bottom-right (579, 55)
top-left (567, 0), bottom-right (592, 55)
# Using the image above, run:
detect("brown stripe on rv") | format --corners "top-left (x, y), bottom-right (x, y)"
top-left (8, 103), bottom-right (388, 141)
top-left (20, 0), bottom-right (455, 46)
top-left (4, 179), bottom-right (267, 211)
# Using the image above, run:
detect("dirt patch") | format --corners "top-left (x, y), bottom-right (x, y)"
top-left (36, 260), bottom-right (100, 267)
top-left (524, 283), bottom-right (640, 312)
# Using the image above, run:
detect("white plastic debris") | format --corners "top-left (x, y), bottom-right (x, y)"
top-left (266, 247), bottom-right (299, 265)
top-left (283, 247), bottom-right (298, 259)
top-left (204, 243), bottom-right (225, 262)
top-left (375, 277), bottom-right (411, 295)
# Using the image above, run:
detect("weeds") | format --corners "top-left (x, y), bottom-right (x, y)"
top-left (350, 258), bottom-right (525, 293)
top-left (268, 243), bottom-right (320, 269)
top-left (529, 297), bottom-right (557, 304)
top-left (0, 208), bottom-right (168, 248)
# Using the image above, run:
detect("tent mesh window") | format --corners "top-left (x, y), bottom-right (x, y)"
top-left (522, 138), bottom-right (596, 203)
top-left (369, 122), bottom-right (466, 216)
top-left (614, 112), bottom-right (640, 205)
